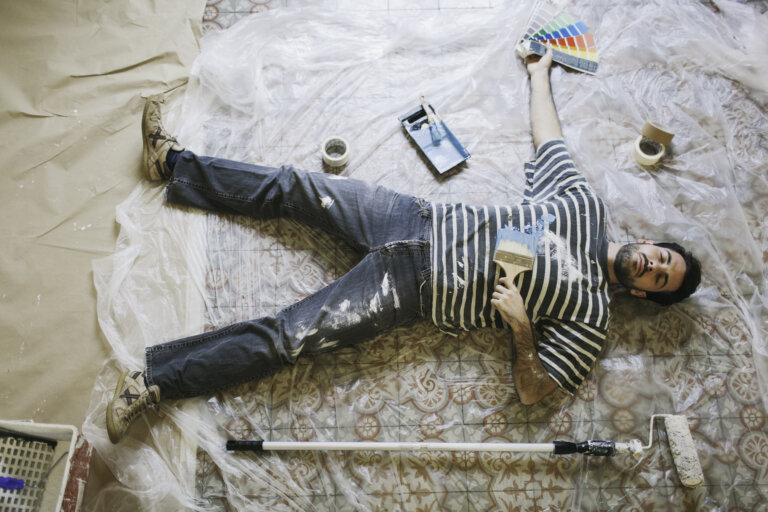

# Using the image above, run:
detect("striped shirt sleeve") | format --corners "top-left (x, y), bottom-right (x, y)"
top-left (524, 140), bottom-right (590, 202)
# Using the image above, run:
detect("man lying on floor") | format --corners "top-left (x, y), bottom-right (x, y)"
top-left (107, 46), bottom-right (701, 444)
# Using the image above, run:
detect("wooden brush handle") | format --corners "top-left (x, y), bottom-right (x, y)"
top-left (495, 261), bottom-right (531, 279)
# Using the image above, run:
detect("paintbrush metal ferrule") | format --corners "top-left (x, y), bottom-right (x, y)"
top-left (493, 251), bottom-right (533, 268)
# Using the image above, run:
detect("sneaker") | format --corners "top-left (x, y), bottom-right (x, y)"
top-left (141, 94), bottom-right (184, 181)
top-left (106, 370), bottom-right (161, 444)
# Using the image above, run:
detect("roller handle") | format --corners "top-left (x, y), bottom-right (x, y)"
top-left (553, 440), bottom-right (617, 456)
top-left (227, 440), bottom-right (264, 452)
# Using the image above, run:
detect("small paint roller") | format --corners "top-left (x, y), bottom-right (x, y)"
top-left (492, 228), bottom-right (537, 278)
top-left (420, 96), bottom-right (443, 145)
top-left (225, 414), bottom-right (703, 488)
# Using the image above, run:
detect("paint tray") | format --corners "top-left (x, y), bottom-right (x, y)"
top-left (399, 102), bottom-right (470, 175)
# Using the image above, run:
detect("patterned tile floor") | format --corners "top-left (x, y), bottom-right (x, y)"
top-left (202, 0), bottom-right (768, 34)
top-left (203, 0), bottom-right (500, 33)
top-left (182, 1), bottom-right (768, 510)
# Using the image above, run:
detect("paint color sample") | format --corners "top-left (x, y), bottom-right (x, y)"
top-left (517, 4), bottom-right (599, 75)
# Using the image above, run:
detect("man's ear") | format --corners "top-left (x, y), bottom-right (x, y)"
top-left (630, 289), bottom-right (647, 298)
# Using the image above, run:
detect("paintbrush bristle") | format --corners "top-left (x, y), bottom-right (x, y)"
top-left (493, 228), bottom-right (537, 277)
top-left (495, 228), bottom-right (538, 255)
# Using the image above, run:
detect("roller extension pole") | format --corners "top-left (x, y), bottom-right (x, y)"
top-left (226, 415), bottom-right (703, 489)
top-left (226, 439), bottom-right (639, 456)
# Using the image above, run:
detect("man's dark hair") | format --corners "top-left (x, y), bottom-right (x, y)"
top-left (643, 242), bottom-right (701, 306)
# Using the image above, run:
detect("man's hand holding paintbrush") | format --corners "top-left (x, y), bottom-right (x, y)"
top-left (491, 277), bottom-right (558, 404)
top-left (490, 276), bottom-right (527, 323)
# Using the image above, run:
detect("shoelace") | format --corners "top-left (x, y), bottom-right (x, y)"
top-left (122, 388), bottom-right (157, 425)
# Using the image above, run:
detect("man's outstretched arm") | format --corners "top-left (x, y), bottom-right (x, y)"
top-left (491, 277), bottom-right (558, 405)
top-left (527, 44), bottom-right (563, 151)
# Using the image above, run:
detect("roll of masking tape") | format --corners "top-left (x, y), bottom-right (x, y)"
top-left (321, 136), bottom-right (350, 167)
top-left (633, 135), bottom-right (665, 165)
top-left (632, 121), bottom-right (675, 166)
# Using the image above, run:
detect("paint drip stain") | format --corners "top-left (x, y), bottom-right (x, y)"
top-left (321, 305), bottom-right (362, 330)
top-left (502, 213), bottom-right (557, 256)
top-left (381, 274), bottom-right (391, 296)
top-left (541, 231), bottom-right (583, 282)
top-left (369, 293), bottom-right (381, 313)
top-left (317, 339), bottom-right (339, 350)
top-left (524, 213), bottom-right (557, 250)
top-left (381, 273), bottom-right (400, 309)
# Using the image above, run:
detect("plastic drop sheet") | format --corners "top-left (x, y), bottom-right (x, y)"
top-left (85, 0), bottom-right (768, 510)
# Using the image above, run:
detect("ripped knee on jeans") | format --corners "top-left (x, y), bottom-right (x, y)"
top-left (415, 197), bottom-right (432, 219)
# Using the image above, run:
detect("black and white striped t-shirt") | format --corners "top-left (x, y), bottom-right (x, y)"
top-left (429, 140), bottom-right (610, 393)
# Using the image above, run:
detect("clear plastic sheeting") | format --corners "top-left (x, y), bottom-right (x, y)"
top-left (84, 0), bottom-right (768, 510)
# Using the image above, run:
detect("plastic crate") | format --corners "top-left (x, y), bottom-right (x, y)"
top-left (0, 421), bottom-right (92, 512)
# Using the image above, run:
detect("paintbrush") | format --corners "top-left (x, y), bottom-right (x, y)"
top-left (493, 228), bottom-right (537, 278)
top-left (420, 96), bottom-right (443, 145)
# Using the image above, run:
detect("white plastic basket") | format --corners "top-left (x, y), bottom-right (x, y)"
top-left (0, 421), bottom-right (91, 512)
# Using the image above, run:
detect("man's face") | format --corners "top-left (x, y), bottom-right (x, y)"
top-left (614, 243), bottom-right (686, 294)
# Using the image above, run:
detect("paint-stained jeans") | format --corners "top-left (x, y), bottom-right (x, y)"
top-left (145, 151), bottom-right (433, 399)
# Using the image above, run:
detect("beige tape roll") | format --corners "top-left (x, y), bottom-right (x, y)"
top-left (633, 121), bottom-right (675, 166)
top-left (641, 121), bottom-right (674, 146)
top-left (321, 136), bottom-right (350, 167)
top-left (633, 135), bottom-right (665, 165)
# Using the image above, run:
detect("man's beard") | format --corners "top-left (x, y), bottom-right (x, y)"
top-left (614, 244), bottom-right (641, 289)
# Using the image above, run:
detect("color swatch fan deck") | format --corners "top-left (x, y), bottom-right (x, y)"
top-left (517, 10), bottom-right (598, 75)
